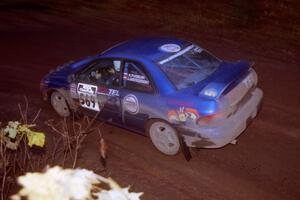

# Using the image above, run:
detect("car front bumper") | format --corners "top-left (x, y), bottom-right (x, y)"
top-left (182, 88), bottom-right (263, 148)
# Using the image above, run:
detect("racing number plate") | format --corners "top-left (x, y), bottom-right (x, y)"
top-left (77, 83), bottom-right (100, 111)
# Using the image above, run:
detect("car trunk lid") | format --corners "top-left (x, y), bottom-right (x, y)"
top-left (196, 60), bottom-right (252, 99)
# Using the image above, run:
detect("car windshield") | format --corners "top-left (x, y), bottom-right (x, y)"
top-left (157, 45), bottom-right (220, 90)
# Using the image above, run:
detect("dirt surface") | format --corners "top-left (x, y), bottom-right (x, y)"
top-left (1, 2), bottom-right (300, 200)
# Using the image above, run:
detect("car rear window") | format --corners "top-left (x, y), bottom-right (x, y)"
top-left (157, 45), bottom-right (220, 90)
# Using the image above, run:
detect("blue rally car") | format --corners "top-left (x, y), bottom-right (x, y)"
top-left (40, 37), bottom-right (263, 155)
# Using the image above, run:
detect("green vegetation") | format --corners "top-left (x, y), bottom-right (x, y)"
top-left (0, 98), bottom-right (108, 200)
top-left (1, 121), bottom-right (45, 150)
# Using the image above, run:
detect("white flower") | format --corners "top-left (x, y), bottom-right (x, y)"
top-left (13, 166), bottom-right (99, 200)
top-left (96, 188), bottom-right (143, 200)
top-left (12, 166), bottom-right (143, 200)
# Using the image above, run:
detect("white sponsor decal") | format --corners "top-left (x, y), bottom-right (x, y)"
top-left (123, 94), bottom-right (139, 114)
top-left (77, 83), bottom-right (96, 95)
top-left (77, 83), bottom-right (100, 111)
top-left (123, 73), bottom-right (149, 84)
top-left (97, 88), bottom-right (119, 97)
top-left (159, 44), bottom-right (181, 53)
top-left (159, 45), bottom-right (194, 65)
top-left (108, 89), bottom-right (119, 96)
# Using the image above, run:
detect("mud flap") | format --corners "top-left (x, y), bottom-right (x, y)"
top-left (178, 135), bottom-right (192, 161)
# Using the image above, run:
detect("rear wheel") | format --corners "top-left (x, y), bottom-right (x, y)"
top-left (50, 91), bottom-right (70, 117)
top-left (148, 120), bottom-right (180, 155)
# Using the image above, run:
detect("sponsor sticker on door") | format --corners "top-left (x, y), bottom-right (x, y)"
top-left (77, 83), bottom-right (100, 111)
top-left (123, 94), bottom-right (139, 114)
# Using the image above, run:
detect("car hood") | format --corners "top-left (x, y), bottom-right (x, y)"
top-left (43, 56), bottom-right (95, 84)
top-left (181, 60), bottom-right (251, 99)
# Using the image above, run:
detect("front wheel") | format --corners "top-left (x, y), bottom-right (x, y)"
top-left (148, 120), bottom-right (180, 155)
top-left (50, 91), bottom-right (70, 117)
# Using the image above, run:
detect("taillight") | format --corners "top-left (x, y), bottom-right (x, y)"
top-left (197, 113), bottom-right (224, 126)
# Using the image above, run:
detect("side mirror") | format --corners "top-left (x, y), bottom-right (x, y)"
top-left (68, 74), bottom-right (75, 82)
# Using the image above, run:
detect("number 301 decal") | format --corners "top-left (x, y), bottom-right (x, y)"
top-left (77, 83), bottom-right (100, 111)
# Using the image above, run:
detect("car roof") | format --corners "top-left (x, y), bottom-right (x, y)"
top-left (101, 37), bottom-right (191, 62)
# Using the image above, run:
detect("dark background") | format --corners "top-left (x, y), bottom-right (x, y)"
top-left (0, 1), bottom-right (299, 200)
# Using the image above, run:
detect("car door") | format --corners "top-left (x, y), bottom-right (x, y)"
top-left (71, 58), bottom-right (123, 122)
top-left (120, 60), bottom-right (157, 133)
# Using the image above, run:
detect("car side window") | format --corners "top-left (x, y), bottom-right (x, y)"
top-left (123, 61), bottom-right (153, 93)
top-left (78, 59), bottom-right (121, 87)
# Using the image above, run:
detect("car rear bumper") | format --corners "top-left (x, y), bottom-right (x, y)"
top-left (182, 88), bottom-right (263, 148)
